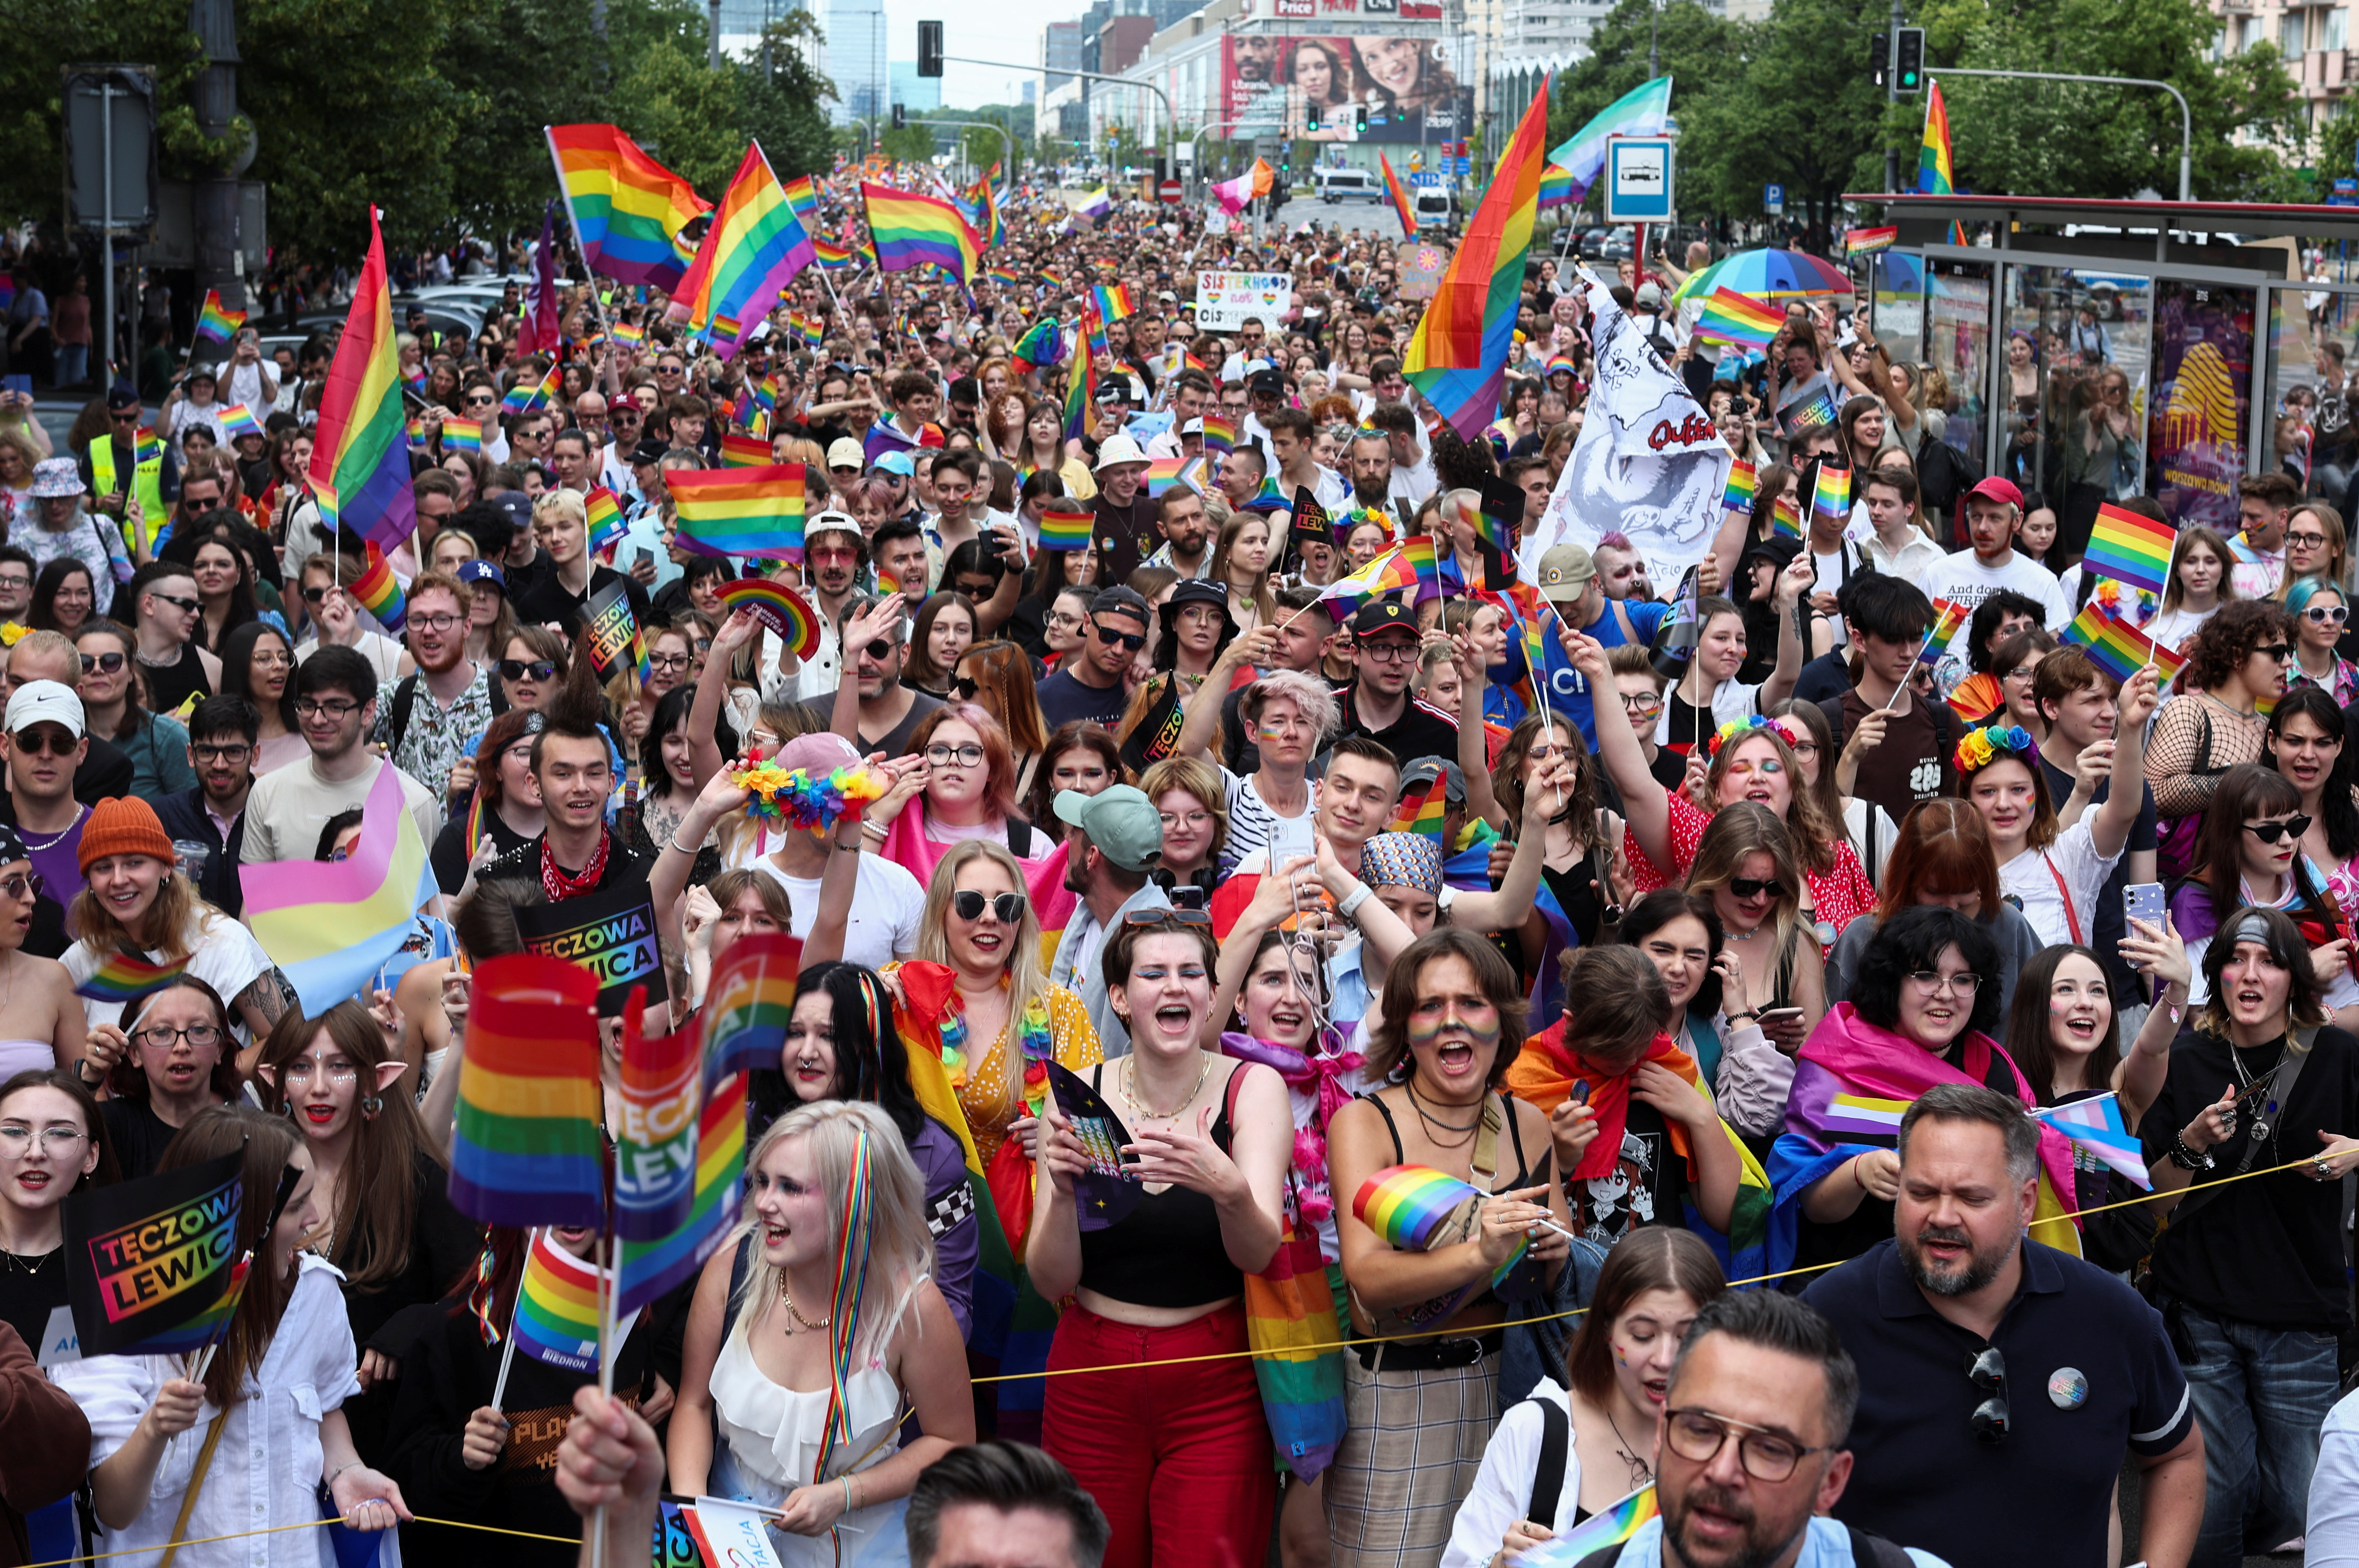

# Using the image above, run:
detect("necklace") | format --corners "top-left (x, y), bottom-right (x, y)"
top-left (2229, 1038), bottom-right (2290, 1143)
top-left (1605, 1406), bottom-right (1656, 1488)
top-left (18, 806), bottom-right (87, 854)
top-left (779, 1282), bottom-right (831, 1333)
top-left (1406, 1081), bottom-right (1482, 1149)
top-left (2202, 690), bottom-right (2260, 720)
top-left (1126, 1052), bottom-right (1212, 1121)
top-left (0, 1245), bottom-right (51, 1276)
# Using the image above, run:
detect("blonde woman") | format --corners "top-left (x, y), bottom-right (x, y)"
top-left (668, 1101), bottom-right (975, 1562)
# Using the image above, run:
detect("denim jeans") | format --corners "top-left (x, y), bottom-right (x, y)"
top-left (2177, 1301), bottom-right (2341, 1567)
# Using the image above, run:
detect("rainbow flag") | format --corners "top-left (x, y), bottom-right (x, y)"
top-left (812, 238), bottom-right (854, 270)
top-left (1092, 283), bottom-right (1134, 323)
top-left (350, 543), bottom-right (406, 633)
top-left (1198, 413), bottom-right (1236, 453)
top-left (986, 265), bottom-right (1024, 289)
top-left (1355, 1164), bottom-right (1484, 1250)
top-left (1379, 154), bottom-right (1419, 237)
top-left (2083, 501), bottom-right (2177, 597)
top-left (1011, 318), bottom-right (1063, 373)
top-left (1919, 598), bottom-right (1970, 666)
top-left (1546, 75), bottom-right (1673, 207)
top-left (676, 142), bottom-right (817, 362)
top-left (584, 486), bottom-right (627, 561)
top-left (704, 930), bottom-right (800, 1083)
top-left (1062, 331), bottom-right (1098, 445)
top-left (1519, 1487), bottom-right (1659, 1567)
top-left (502, 363), bottom-right (560, 417)
top-left (1722, 458), bottom-right (1757, 513)
top-left (1946, 671), bottom-right (2004, 726)
top-left (1844, 225), bottom-right (1898, 256)
top-left (618, 1070), bottom-right (748, 1316)
top-left (1142, 455), bottom-right (1202, 498)
top-left (511, 1228), bottom-right (609, 1372)
top-left (62, 1150), bottom-right (247, 1357)
top-left (719, 432), bottom-right (773, 469)
top-left (193, 289), bottom-right (247, 346)
top-left (308, 212), bottom-right (414, 553)
top-left (2061, 602), bottom-right (2186, 686)
top-left (546, 123), bottom-right (712, 289)
top-left (1770, 492), bottom-right (1802, 540)
top-left (1919, 81), bottom-right (1956, 196)
top-left (142, 1252), bottom-right (251, 1356)
top-left (861, 183), bottom-right (982, 283)
top-left (1398, 534), bottom-right (1442, 600)
top-left (779, 173), bottom-right (820, 229)
top-left (610, 319), bottom-right (645, 347)
top-left (668, 465), bottom-right (808, 561)
top-left (440, 417), bottom-right (482, 454)
top-left (74, 952), bottom-right (188, 1005)
top-left (1038, 507), bottom-right (1096, 552)
top-left (1695, 288), bottom-right (1784, 354)
top-left (1388, 775), bottom-right (1449, 839)
top-left (446, 953), bottom-right (604, 1227)
top-left (1403, 81), bottom-right (1551, 439)
top-left (1811, 461), bottom-right (1851, 525)
top-left (1318, 545), bottom-right (1422, 619)
top-left (714, 578), bottom-right (822, 658)
top-left (1536, 163), bottom-right (1576, 210)
top-left (789, 312), bottom-right (826, 348)
top-left (219, 403), bottom-right (262, 442)
top-left (238, 760), bottom-right (438, 1015)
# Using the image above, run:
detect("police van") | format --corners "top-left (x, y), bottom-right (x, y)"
top-left (1315, 166), bottom-right (1382, 204)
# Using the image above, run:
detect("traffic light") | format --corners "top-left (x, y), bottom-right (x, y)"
top-left (1354, 105), bottom-right (1369, 134)
top-left (1868, 32), bottom-right (1887, 87)
top-left (1893, 27), bottom-right (1925, 92)
top-left (892, 103), bottom-right (906, 129)
top-left (918, 21), bottom-right (944, 77)
top-left (1306, 104), bottom-right (1321, 131)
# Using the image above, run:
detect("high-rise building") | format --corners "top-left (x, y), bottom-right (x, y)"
top-left (715, 0), bottom-right (813, 54)
top-left (826, 0), bottom-right (887, 124)
top-left (1043, 19), bottom-right (1083, 94)
top-left (890, 60), bottom-right (945, 112)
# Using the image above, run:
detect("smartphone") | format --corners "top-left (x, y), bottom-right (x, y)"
top-left (1170, 884), bottom-right (1208, 914)
top-left (1758, 1007), bottom-right (1806, 1031)
top-left (635, 546), bottom-right (656, 571)
top-left (2124, 881), bottom-right (2166, 928)
top-left (2, 375), bottom-right (29, 398)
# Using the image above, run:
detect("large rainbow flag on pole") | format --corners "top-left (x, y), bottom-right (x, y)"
top-left (1919, 81), bottom-right (1957, 195)
top-left (1379, 154), bottom-right (1419, 237)
top-left (306, 207), bottom-right (415, 551)
top-left (1545, 75), bottom-right (1672, 208)
top-left (676, 142), bottom-right (817, 362)
top-left (1403, 81), bottom-right (1552, 440)
top-left (860, 183), bottom-right (982, 284)
top-left (546, 124), bottom-right (713, 291)
top-left (238, 760), bottom-right (437, 1013)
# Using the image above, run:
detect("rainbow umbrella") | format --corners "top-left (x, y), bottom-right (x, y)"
top-left (1669, 247), bottom-right (1857, 305)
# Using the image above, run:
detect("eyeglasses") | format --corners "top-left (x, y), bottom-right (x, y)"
top-left (1727, 876), bottom-right (1785, 899)
top-left (2255, 643), bottom-right (2294, 661)
top-left (1907, 970), bottom-right (1982, 995)
top-left (648, 652), bottom-right (693, 672)
top-left (149, 591), bottom-right (201, 615)
top-left (9, 728), bottom-right (77, 757)
top-left (1662, 1408), bottom-right (1828, 1483)
top-left (1967, 1347), bottom-right (2009, 1443)
top-left (1360, 640), bottom-right (1420, 663)
top-left (2289, 531), bottom-right (2331, 549)
top-left (0, 871), bottom-right (43, 902)
top-left (0, 575), bottom-right (29, 593)
top-left (193, 743), bottom-right (251, 764)
top-left (2245, 814), bottom-right (2315, 844)
top-left (280, 1060), bottom-right (358, 1087)
top-left (80, 651), bottom-right (125, 675)
top-left (409, 612), bottom-right (465, 633)
top-left (1125, 907), bottom-right (1212, 927)
top-left (952, 890), bottom-right (1027, 923)
top-left (1094, 622), bottom-right (1147, 651)
top-left (131, 1022), bottom-right (224, 1052)
top-left (927, 742), bottom-right (987, 768)
top-left (1617, 691), bottom-right (1663, 713)
top-left (251, 650), bottom-right (293, 669)
top-left (2306, 605), bottom-right (2350, 625)
top-left (0, 1125), bottom-right (87, 1153)
top-left (499, 660), bottom-right (559, 681)
top-left (294, 697), bottom-right (363, 720)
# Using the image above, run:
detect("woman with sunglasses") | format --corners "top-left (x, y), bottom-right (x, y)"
top-left (0, 826), bottom-right (84, 1077)
top-left (2264, 688), bottom-right (2359, 927)
top-left (218, 620), bottom-right (307, 775)
top-left (75, 621), bottom-right (198, 800)
top-left (2284, 576), bottom-right (2359, 705)
top-left (2150, 600), bottom-right (2294, 874)
top-left (1674, 803), bottom-right (1826, 1070)
top-left (953, 640), bottom-right (1051, 803)
top-left (432, 708), bottom-right (548, 896)
top-left (496, 626), bottom-right (568, 713)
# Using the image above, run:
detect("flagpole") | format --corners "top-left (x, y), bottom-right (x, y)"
top-left (1885, 621), bottom-right (1940, 713)
top-left (590, 1224), bottom-right (613, 1568)
top-left (489, 1230), bottom-right (529, 1411)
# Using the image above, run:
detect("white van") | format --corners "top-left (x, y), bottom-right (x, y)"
top-left (1316, 167), bottom-right (1382, 204)
top-left (1414, 187), bottom-right (1455, 229)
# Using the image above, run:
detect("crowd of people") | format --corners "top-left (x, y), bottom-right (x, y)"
top-left (1, 164), bottom-right (2359, 1568)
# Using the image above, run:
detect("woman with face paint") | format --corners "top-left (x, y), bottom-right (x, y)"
top-left (58, 1105), bottom-right (413, 1559)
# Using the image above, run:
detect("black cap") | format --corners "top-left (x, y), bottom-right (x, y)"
top-left (1352, 600), bottom-right (1416, 637)
top-left (630, 437), bottom-right (670, 466)
top-left (106, 384), bottom-right (141, 412)
top-left (1248, 368), bottom-right (1285, 396)
top-left (1091, 585), bottom-right (1152, 624)
top-left (1741, 535), bottom-right (1803, 572)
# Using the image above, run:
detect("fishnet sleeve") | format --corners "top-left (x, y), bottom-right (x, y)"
top-left (2148, 701), bottom-right (2269, 818)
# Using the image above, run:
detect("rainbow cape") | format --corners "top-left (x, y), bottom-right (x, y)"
top-left (861, 183), bottom-right (981, 283)
top-left (511, 1228), bottom-right (609, 1372)
top-left (447, 954), bottom-right (605, 1227)
top-left (306, 206), bottom-right (414, 550)
top-left (676, 142), bottom-right (816, 362)
top-left (667, 465), bottom-right (808, 560)
top-left (238, 760), bottom-right (436, 1014)
top-left (546, 123), bottom-right (712, 290)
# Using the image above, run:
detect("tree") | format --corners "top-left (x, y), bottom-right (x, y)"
top-left (0, 0), bottom-right (206, 241)
top-left (741, 14), bottom-right (839, 181)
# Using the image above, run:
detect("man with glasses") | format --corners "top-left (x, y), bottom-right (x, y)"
top-left (0, 548), bottom-right (34, 633)
top-left (156, 694), bottom-right (259, 917)
top-left (1037, 586), bottom-right (1149, 732)
top-left (0, 681), bottom-right (91, 905)
top-left (1802, 1084), bottom-right (2199, 1568)
top-left (295, 553), bottom-right (408, 686)
top-left (1333, 600), bottom-right (1457, 769)
top-left (1048, 784), bottom-right (1170, 1057)
top-left (509, 411), bottom-right (556, 468)
top-left (370, 571), bottom-right (494, 801)
top-left (242, 644), bottom-right (442, 867)
top-left (124, 561), bottom-right (220, 717)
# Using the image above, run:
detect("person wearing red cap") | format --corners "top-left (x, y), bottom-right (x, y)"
top-left (1916, 476), bottom-right (2069, 633)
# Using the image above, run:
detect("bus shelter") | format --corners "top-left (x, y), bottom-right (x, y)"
top-left (1841, 192), bottom-right (2359, 534)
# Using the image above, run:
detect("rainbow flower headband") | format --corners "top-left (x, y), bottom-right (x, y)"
top-left (1706, 713), bottom-right (1804, 760)
top-left (1954, 724), bottom-right (2036, 773)
top-left (729, 762), bottom-right (890, 827)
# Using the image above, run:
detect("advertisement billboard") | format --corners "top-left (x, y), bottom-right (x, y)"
top-left (1220, 33), bottom-right (1470, 144)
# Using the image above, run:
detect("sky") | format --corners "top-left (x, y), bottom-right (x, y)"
top-left (882, 0), bottom-right (1066, 109)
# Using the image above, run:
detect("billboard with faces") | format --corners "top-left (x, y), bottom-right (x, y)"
top-left (1219, 32), bottom-right (1469, 145)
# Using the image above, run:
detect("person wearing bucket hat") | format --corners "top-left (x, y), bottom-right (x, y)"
top-left (23, 458), bottom-right (133, 619)
top-left (1046, 783), bottom-right (1171, 1054)
top-left (1087, 432), bottom-right (1158, 586)
top-left (1154, 577), bottom-right (1237, 678)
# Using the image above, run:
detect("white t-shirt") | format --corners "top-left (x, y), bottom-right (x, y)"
top-left (1221, 768), bottom-right (1318, 874)
top-left (65, 909), bottom-right (275, 1039)
top-left (1917, 549), bottom-right (2071, 628)
top-left (240, 754), bottom-right (444, 867)
top-left (1997, 820), bottom-right (2123, 949)
top-left (750, 853), bottom-right (925, 971)
top-left (2142, 603), bottom-right (2219, 654)
top-left (296, 630), bottom-right (406, 687)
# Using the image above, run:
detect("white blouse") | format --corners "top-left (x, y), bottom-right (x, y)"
top-left (65, 909), bottom-right (273, 1040)
top-left (1440, 1376), bottom-right (1580, 1568)
top-left (55, 1255), bottom-right (385, 1568)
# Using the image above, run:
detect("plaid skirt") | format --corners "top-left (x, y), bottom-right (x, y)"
top-left (1326, 1346), bottom-right (1502, 1568)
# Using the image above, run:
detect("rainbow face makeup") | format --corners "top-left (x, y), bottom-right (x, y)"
top-left (1407, 1007), bottom-right (1502, 1050)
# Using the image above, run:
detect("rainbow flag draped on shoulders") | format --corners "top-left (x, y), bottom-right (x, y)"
top-left (546, 123), bottom-right (713, 291)
top-left (676, 142), bottom-right (817, 362)
top-left (307, 206), bottom-right (415, 551)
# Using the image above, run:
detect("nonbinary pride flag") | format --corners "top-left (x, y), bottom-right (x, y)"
top-left (238, 761), bottom-right (435, 1015)
top-left (448, 954), bottom-right (605, 1228)
top-left (63, 1150), bottom-right (245, 1358)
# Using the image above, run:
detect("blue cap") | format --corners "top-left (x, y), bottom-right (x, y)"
top-left (873, 450), bottom-right (916, 477)
top-left (458, 559), bottom-right (506, 593)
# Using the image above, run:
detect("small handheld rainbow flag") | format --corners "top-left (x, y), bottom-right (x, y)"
top-left (510, 1227), bottom-right (610, 1372)
top-left (447, 954), bottom-right (605, 1227)
top-left (1355, 1164), bottom-right (1484, 1250)
top-left (133, 428), bottom-right (163, 469)
top-left (503, 364), bottom-right (560, 416)
top-left (719, 432), bottom-right (772, 469)
top-left (219, 404), bottom-right (262, 442)
top-left (1770, 492), bottom-right (1802, 540)
top-left (1388, 774), bottom-right (1450, 839)
top-left (440, 418), bottom-right (482, 454)
top-left (1843, 226), bottom-right (1898, 256)
top-left (584, 486), bottom-right (627, 561)
top-left (1917, 598), bottom-right (1970, 666)
top-left (1722, 458), bottom-right (1757, 513)
top-left (1695, 288), bottom-right (1783, 354)
top-left (1198, 413), bottom-right (1237, 453)
top-left (1537, 163), bottom-right (1577, 210)
top-left (715, 577), bottom-right (824, 659)
top-left (1038, 507), bottom-right (1095, 552)
top-left (1811, 461), bottom-right (1851, 525)
top-left (2083, 502), bottom-right (2178, 597)
top-left (2061, 602), bottom-right (2186, 686)
top-left (193, 290), bottom-right (247, 346)
top-left (75, 952), bottom-right (189, 1005)
top-left (1092, 283), bottom-right (1135, 323)
top-left (1517, 1487), bottom-right (1660, 1566)
top-left (812, 238), bottom-right (854, 269)
top-left (350, 543), bottom-right (406, 634)
top-left (610, 320), bottom-right (646, 346)
top-left (1011, 318), bottom-right (1064, 372)
top-left (1397, 534), bottom-right (1442, 602)
top-left (668, 464), bottom-right (808, 560)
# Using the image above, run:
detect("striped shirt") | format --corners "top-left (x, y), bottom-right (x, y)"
top-left (1221, 768), bottom-right (1317, 876)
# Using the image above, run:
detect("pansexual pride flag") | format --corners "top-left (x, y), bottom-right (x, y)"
top-left (546, 123), bottom-right (712, 290)
top-left (1403, 82), bottom-right (1550, 440)
top-left (448, 954), bottom-right (604, 1228)
top-left (511, 1228), bottom-right (609, 1372)
top-left (860, 183), bottom-right (981, 283)
top-left (239, 760), bottom-right (436, 1013)
top-left (193, 290), bottom-right (247, 346)
top-left (676, 142), bottom-right (816, 363)
top-left (1379, 154), bottom-right (1418, 237)
top-left (668, 464), bottom-right (808, 560)
top-left (307, 206), bottom-right (414, 551)
top-left (2083, 501), bottom-right (2177, 597)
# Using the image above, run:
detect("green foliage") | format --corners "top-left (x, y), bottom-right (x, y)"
top-left (881, 124), bottom-right (939, 163)
top-left (0, 0), bottom-right (205, 237)
top-left (2320, 108), bottom-right (2359, 196)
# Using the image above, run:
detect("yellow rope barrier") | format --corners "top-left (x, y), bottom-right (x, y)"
top-left (23, 1515), bottom-right (583, 1568)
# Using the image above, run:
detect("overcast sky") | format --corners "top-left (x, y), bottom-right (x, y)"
top-left (884, 0), bottom-right (1064, 109)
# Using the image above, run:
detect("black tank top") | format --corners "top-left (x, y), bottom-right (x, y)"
top-left (1076, 1060), bottom-right (1242, 1309)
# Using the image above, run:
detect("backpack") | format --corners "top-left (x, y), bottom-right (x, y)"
top-left (1915, 432), bottom-right (1983, 517)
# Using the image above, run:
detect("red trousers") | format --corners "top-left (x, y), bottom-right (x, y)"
top-left (1041, 1301), bottom-right (1277, 1568)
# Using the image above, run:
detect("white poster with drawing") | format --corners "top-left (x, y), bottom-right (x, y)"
top-left (1195, 271), bottom-right (1294, 330)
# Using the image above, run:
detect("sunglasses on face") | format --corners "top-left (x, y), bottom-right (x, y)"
top-left (10, 727), bottom-right (78, 757)
top-left (951, 675), bottom-right (980, 700)
top-left (1094, 623), bottom-right (1147, 651)
top-left (2306, 605), bottom-right (2350, 625)
top-left (2245, 814), bottom-right (2314, 844)
top-left (80, 651), bottom-right (125, 675)
top-left (2255, 644), bottom-right (2294, 661)
top-left (1727, 876), bottom-right (1784, 899)
top-left (499, 659), bottom-right (558, 681)
top-left (952, 890), bottom-right (1026, 924)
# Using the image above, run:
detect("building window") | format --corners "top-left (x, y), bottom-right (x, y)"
top-left (2332, 7), bottom-right (2349, 51)
top-left (2284, 11), bottom-right (2307, 55)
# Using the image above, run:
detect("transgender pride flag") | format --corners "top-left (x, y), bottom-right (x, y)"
top-left (1546, 76), bottom-right (1673, 208)
top-left (2031, 1092), bottom-right (2152, 1191)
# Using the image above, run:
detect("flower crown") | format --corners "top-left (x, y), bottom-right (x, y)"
top-left (1954, 724), bottom-right (2037, 774)
top-left (729, 761), bottom-right (890, 827)
top-left (1707, 713), bottom-right (1804, 760)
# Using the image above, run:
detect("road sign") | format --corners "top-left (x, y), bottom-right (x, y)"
top-left (1409, 170), bottom-right (1443, 187)
top-left (1159, 178), bottom-right (1183, 203)
top-left (2333, 177), bottom-right (2359, 208)
top-left (1603, 136), bottom-right (1674, 223)
top-left (1764, 182), bottom-right (1785, 216)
